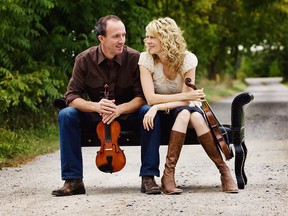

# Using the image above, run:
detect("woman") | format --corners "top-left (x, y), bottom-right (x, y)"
top-left (138, 17), bottom-right (238, 194)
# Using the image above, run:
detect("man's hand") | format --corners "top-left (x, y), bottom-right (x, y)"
top-left (100, 104), bottom-right (122, 124)
top-left (98, 99), bottom-right (117, 115)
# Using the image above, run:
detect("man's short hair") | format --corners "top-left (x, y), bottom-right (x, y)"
top-left (94, 15), bottom-right (122, 38)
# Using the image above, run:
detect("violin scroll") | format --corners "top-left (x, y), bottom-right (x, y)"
top-left (185, 78), bottom-right (197, 90)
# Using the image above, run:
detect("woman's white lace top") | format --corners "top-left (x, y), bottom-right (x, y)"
top-left (138, 51), bottom-right (198, 94)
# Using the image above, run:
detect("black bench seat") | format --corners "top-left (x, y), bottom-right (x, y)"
top-left (53, 92), bottom-right (253, 189)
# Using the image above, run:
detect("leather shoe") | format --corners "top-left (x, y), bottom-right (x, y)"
top-left (51, 179), bottom-right (85, 196)
top-left (141, 176), bottom-right (161, 194)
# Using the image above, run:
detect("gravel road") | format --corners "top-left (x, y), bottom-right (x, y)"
top-left (0, 77), bottom-right (287, 216)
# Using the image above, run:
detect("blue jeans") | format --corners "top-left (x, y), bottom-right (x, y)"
top-left (58, 107), bottom-right (89, 180)
top-left (138, 105), bottom-right (174, 177)
top-left (58, 107), bottom-right (141, 180)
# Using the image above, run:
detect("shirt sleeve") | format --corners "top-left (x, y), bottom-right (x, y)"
top-left (138, 52), bottom-right (154, 73)
top-left (64, 54), bottom-right (87, 105)
top-left (181, 52), bottom-right (198, 74)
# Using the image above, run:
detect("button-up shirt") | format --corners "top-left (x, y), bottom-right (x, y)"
top-left (64, 45), bottom-right (144, 120)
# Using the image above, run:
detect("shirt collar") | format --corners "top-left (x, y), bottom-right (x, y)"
top-left (97, 45), bottom-right (123, 66)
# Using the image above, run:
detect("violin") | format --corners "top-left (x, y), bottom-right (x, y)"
top-left (185, 78), bottom-right (233, 160)
top-left (96, 84), bottom-right (126, 173)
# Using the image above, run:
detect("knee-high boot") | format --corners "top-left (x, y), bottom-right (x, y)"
top-left (161, 130), bottom-right (186, 195)
top-left (198, 131), bottom-right (238, 193)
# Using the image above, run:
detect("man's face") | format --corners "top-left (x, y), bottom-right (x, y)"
top-left (99, 20), bottom-right (126, 59)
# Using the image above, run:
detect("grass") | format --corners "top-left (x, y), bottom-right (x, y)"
top-left (0, 79), bottom-right (247, 169)
top-left (0, 126), bottom-right (59, 168)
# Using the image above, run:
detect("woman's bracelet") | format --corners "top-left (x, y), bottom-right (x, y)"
top-left (164, 104), bottom-right (170, 114)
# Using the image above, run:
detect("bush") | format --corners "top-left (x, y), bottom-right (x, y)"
top-left (0, 126), bottom-right (59, 168)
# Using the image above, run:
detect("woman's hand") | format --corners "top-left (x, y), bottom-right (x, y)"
top-left (143, 105), bottom-right (158, 131)
top-left (185, 89), bottom-right (205, 102)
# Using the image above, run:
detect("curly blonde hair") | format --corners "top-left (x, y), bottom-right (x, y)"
top-left (144, 17), bottom-right (187, 75)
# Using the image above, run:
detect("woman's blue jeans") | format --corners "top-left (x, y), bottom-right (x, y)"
top-left (138, 105), bottom-right (174, 177)
top-left (138, 105), bottom-right (161, 177)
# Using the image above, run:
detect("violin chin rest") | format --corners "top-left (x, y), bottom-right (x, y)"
top-left (97, 155), bottom-right (113, 173)
top-left (98, 164), bottom-right (113, 173)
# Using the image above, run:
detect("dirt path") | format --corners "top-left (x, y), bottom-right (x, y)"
top-left (0, 77), bottom-right (287, 216)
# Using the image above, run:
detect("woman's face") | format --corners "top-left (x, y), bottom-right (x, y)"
top-left (145, 31), bottom-right (161, 55)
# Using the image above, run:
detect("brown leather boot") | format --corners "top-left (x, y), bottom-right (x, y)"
top-left (51, 179), bottom-right (85, 196)
top-left (198, 131), bottom-right (238, 193)
top-left (161, 130), bottom-right (186, 195)
top-left (141, 176), bottom-right (161, 194)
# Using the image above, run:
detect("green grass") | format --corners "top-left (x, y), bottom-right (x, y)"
top-left (0, 79), bottom-right (247, 168)
top-left (0, 126), bottom-right (59, 168)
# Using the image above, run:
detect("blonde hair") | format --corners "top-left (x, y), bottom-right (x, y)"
top-left (144, 17), bottom-right (187, 75)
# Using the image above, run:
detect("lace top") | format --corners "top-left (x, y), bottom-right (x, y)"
top-left (138, 51), bottom-right (198, 94)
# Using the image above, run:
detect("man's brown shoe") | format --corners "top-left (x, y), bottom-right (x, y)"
top-left (51, 180), bottom-right (85, 196)
top-left (141, 176), bottom-right (161, 194)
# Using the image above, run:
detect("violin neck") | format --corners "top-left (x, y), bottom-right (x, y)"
top-left (202, 100), bottom-right (210, 110)
top-left (202, 100), bottom-right (222, 127)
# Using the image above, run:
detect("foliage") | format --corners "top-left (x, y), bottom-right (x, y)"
top-left (0, 0), bottom-right (287, 132)
top-left (0, 0), bottom-right (150, 130)
top-left (0, 0), bottom-right (65, 129)
top-left (144, 0), bottom-right (288, 80)
top-left (0, 126), bottom-right (59, 168)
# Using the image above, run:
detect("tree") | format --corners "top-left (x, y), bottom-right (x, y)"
top-left (1, 0), bottom-right (287, 130)
top-left (241, 0), bottom-right (288, 81)
top-left (144, 0), bottom-right (288, 80)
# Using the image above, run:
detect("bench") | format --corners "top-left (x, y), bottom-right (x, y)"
top-left (53, 92), bottom-right (253, 189)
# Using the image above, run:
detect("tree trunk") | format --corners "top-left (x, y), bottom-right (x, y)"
top-left (208, 58), bottom-right (218, 80)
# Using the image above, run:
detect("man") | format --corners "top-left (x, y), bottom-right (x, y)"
top-left (52, 15), bottom-right (146, 196)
